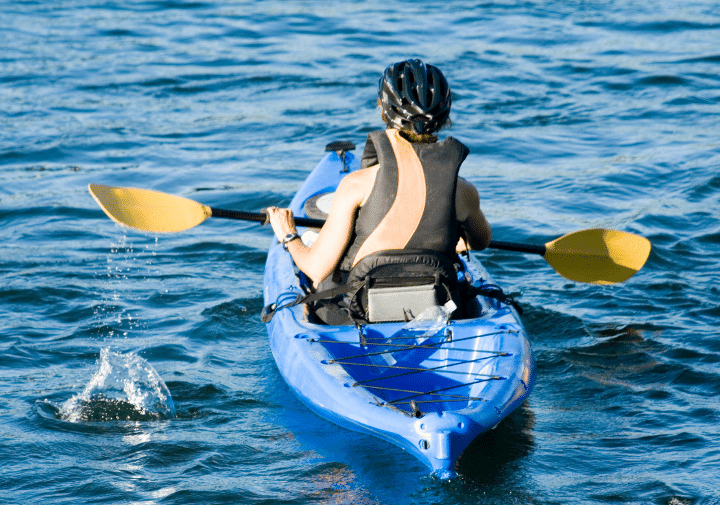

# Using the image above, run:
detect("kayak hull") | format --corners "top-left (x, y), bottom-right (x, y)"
top-left (263, 148), bottom-right (535, 478)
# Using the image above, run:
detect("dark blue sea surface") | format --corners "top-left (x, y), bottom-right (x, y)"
top-left (1, 0), bottom-right (719, 505)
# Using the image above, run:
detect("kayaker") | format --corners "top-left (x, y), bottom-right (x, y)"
top-left (266, 59), bottom-right (492, 319)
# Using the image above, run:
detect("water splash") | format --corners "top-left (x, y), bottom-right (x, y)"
top-left (61, 348), bottom-right (175, 422)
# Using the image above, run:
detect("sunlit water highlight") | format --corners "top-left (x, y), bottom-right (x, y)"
top-left (1, 0), bottom-right (719, 505)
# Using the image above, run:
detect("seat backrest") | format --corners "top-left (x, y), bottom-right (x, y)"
top-left (347, 249), bottom-right (459, 285)
top-left (346, 249), bottom-right (461, 322)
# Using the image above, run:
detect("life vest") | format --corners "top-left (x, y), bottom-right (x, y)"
top-left (339, 129), bottom-right (470, 272)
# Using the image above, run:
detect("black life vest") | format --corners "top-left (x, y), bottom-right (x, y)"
top-left (340, 129), bottom-right (470, 272)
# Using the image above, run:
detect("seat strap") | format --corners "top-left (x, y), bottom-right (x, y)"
top-left (260, 280), bottom-right (366, 323)
top-left (466, 283), bottom-right (523, 315)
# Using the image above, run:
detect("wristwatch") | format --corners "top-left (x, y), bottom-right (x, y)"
top-left (281, 232), bottom-right (300, 250)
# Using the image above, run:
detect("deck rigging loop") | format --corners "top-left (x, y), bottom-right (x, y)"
top-left (347, 354), bottom-right (507, 387)
top-left (307, 328), bottom-right (519, 418)
top-left (308, 329), bottom-right (519, 364)
top-left (329, 345), bottom-right (510, 364)
top-left (360, 376), bottom-right (503, 397)
top-left (261, 290), bottom-right (305, 323)
top-left (368, 376), bottom-right (505, 416)
top-left (335, 355), bottom-right (503, 373)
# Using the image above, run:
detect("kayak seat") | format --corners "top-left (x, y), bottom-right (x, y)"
top-left (310, 249), bottom-right (464, 325)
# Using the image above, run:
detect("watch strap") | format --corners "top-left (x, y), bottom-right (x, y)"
top-left (281, 232), bottom-right (300, 250)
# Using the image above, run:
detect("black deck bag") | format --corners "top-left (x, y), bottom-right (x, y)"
top-left (340, 249), bottom-right (461, 324)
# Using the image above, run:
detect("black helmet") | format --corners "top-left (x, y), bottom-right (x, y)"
top-left (378, 59), bottom-right (452, 135)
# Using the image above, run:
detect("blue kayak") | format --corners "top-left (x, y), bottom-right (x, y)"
top-left (263, 143), bottom-right (535, 478)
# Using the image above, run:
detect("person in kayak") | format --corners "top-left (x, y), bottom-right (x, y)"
top-left (266, 59), bottom-right (491, 319)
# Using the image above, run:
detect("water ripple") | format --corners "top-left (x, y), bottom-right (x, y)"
top-left (1, 0), bottom-right (720, 505)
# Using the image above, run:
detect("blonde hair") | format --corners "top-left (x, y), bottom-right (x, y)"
top-left (378, 99), bottom-right (451, 144)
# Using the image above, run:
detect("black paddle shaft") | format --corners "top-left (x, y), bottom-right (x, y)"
top-left (211, 206), bottom-right (546, 255)
top-left (488, 240), bottom-right (546, 256)
top-left (210, 207), bottom-right (325, 228)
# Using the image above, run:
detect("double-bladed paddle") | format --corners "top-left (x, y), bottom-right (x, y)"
top-left (88, 184), bottom-right (651, 285)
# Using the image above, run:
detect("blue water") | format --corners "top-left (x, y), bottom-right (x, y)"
top-left (1, 0), bottom-right (719, 505)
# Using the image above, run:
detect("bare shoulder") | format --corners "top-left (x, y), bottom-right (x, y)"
top-left (336, 164), bottom-right (379, 207)
top-left (341, 164), bottom-right (378, 188)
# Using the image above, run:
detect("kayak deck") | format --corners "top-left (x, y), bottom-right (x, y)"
top-left (315, 322), bottom-right (521, 418)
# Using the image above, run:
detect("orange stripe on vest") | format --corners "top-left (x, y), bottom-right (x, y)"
top-left (353, 129), bottom-right (427, 266)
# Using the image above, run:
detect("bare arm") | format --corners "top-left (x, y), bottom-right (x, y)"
top-left (455, 177), bottom-right (492, 251)
top-left (266, 166), bottom-right (377, 286)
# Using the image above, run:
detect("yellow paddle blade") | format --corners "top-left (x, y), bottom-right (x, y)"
top-left (544, 229), bottom-right (651, 284)
top-left (88, 184), bottom-right (212, 233)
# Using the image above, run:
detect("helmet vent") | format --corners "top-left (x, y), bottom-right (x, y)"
top-left (379, 59), bottom-right (451, 135)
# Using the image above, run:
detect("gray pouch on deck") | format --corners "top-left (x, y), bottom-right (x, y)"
top-left (366, 283), bottom-right (439, 323)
